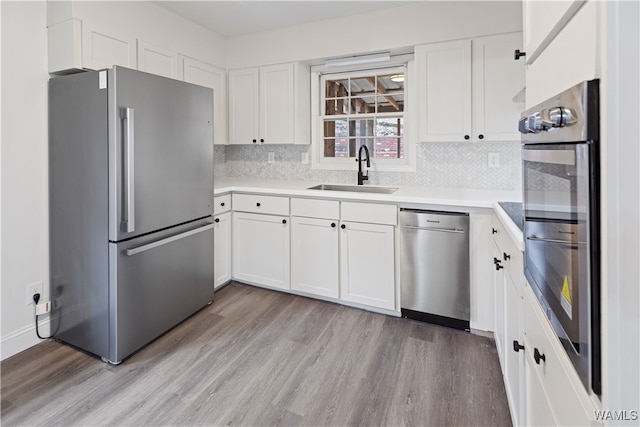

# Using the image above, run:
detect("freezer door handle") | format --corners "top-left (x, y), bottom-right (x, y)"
top-left (122, 107), bottom-right (135, 233)
top-left (124, 223), bottom-right (215, 256)
top-left (402, 225), bottom-right (465, 234)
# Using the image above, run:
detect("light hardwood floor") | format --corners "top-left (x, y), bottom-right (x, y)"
top-left (1, 282), bottom-right (512, 426)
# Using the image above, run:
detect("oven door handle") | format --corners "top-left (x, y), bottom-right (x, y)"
top-left (526, 236), bottom-right (586, 245)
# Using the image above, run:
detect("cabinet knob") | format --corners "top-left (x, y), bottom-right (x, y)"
top-left (220, 202), bottom-right (225, 207)
top-left (534, 348), bottom-right (546, 365)
top-left (503, 252), bottom-right (511, 261)
top-left (340, 224), bottom-right (346, 229)
top-left (492, 228), bottom-right (498, 234)
top-left (260, 139), bottom-right (265, 143)
top-left (478, 134), bottom-right (484, 140)
top-left (256, 202), bottom-right (261, 207)
top-left (252, 139), bottom-right (257, 143)
top-left (214, 218), bottom-right (220, 223)
top-left (282, 219), bottom-right (287, 224)
top-left (513, 340), bottom-right (525, 352)
top-left (331, 222), bottom-right (336, 228)
top-left (514, 49), bottom-right (526, 60)
top-left (464, 135), bottom-right (470, 140)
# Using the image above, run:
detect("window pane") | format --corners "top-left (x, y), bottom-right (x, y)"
top-left (324, 119), bottom-right (348, 138)
top-left (350, 76), bottom-right (375, 97)
top-left (324, 138), bottom-right (350, 158)
top-left (351, 96), bottom-right (375, 114)
top-left (325, 79), bottom-right (349, 98)
top-left (325, 97), bottom-right (350, 115)
top-left (350, 119), bottom-right (374, 138)
top-left (378, 74), bottom-right (404, 92)
top-left (376, 117), bottom-right (403, 137)
top-left (374, 137), bottom-right (404, 159)
top-left (353, 138), bottom-right (374, 158)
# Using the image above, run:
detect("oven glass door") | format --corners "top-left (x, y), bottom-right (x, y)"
top-left (522, 142), bottom-right (593, 390)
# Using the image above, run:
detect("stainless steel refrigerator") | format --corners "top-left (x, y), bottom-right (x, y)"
top-left (49, 66), bottom-right (215, 364)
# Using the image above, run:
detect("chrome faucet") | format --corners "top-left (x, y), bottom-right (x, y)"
top-left (357, 145), bottom-right (370, 185)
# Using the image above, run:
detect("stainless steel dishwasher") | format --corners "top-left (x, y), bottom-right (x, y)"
top-left (399, 209), bottom-right (470, 330)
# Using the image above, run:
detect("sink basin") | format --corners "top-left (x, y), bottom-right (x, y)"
top-left (307, 184), bottom-right (398, 194)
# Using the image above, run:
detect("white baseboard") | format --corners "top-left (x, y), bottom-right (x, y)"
top-left (0, 317), bottom-right (50, 361)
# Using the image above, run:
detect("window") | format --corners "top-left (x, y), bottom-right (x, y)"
top-left (312, 64), bottom-right (412, 171)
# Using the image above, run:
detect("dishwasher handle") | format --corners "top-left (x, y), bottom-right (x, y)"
top-left (402, 225), bottom-right (465, 234)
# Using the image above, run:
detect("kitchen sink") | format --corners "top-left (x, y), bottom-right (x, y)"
top-left (307, 184), bottom-right (398, 194)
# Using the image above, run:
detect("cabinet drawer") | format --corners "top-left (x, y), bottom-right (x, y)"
top-left (213, 194), bottom-right (231, 215)
top-left (523, 287), bottom-right (593, 426)
top-left (291, 198), bottom-right (339, 220)
top-left (232, 194), bottom-right (289, 216)
top-left (341, 202), bottom-right (397, 226)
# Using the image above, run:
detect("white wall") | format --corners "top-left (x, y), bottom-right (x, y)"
top-left (226, 1), bottom-right (522, 68)
top-left (601, 0), bottom-right (640, 418)
top-left (1, 0), bottom-right (50, 359)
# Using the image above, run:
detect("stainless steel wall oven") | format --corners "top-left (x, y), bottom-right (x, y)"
top-left (519, 80), bottom-right (600, 395)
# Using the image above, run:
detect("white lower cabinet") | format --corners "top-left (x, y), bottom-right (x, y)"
top-left (213, 211), bottom-right (231, 289)
top-left (290, 216), bottom-right (339, 298)
top-left (232, 211), bottom-right (290, 291)
top-left (290, 199), bottom-right (396, 310)
top-left (340, 221), bottom-right (395, 310)
top-left (493, 238), bottom-right (506, 370)
top-left (492, 212), bottom-right (597, 426)
top-left (504, 270), bottom-right (524, 425)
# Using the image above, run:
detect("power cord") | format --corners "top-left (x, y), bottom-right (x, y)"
top-left (33, 293), bottom-right (52, 340)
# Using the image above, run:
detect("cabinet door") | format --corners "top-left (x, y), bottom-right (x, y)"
top-left (416, 39), bottom-right (472, 142)
top-left (524, 354), bottom-right (557, 427)
top-left (181, 57), bottom-right (227, 145)
top-left (472, 33), bottom-right (525, 142)
top-left (504, 272), bottom-right (524, 425)
top-left (260, 63), bottom-right (295, 144)
top-left (493, 240), bottom-right (506, 371)
top-left (81, 22), bottom-right (137, 71)
top-left (137, 41), bottom-right (178, 79)
top-left (291, 216), bottom-right (339, 298)
top-left (228, 68), bottom-right (260, 144)
top-left (214, 212), bottom-right (231, 289)
top-left (232, 212), bottom-right (289, 290)
top-left (340, 222), bottom-right (395, 310)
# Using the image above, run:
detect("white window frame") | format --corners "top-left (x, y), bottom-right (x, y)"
top-left (311, 56), bottom-right (416, 172)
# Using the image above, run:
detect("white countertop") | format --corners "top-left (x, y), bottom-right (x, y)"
top-left (214, 177), bottom-right (522, 209)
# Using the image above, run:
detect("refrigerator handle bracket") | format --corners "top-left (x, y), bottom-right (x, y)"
top-left (124, 223), bottom-right (215, 256)
top-left (121, 107), bottom-right (135, 233)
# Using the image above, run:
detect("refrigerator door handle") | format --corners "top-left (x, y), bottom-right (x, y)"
top-left (122, 107), bottom-right (135, 233)
top-left (124, 223), bottom-right (215, 256)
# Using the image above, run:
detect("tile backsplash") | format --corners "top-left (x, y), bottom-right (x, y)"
top-left (215, 142), bottom-right (522, 190)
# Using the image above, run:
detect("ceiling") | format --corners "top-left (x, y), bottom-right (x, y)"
top-left (155, 1), bottom-right (416, 38)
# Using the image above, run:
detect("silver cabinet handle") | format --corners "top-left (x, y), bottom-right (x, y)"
top-left (526, 236), bottom-right (586, 245)
top-left (125, 223), bottom-right (215, 256)
top-left (403, 225), bottom-right (464, 234)
top-left (122, 107), bottom-right (135, 233)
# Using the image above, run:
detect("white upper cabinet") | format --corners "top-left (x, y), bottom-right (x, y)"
top-left (416, 39), bottom-right (472, 142)
top-left (416, 33), bottom-right (524, 143)
top-left (523, 0), bottom-right (586, 65)
top-left (260, 63), bottom-right (295, 144)
top-left (228, 67), bottom-right (260, 144)
top-left (472, 33), bottom-right (525, 142)
top-left (48, 19), bottom-right (137, 73)
top-left (228, 62), bottom-right (310, 145)
top-left (179, 56), bottom-right (227, 145)
top-left (137, 41), bottom-right (178, 79)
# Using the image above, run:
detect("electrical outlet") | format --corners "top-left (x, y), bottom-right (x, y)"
top-left (26, 281), bottom-right (43, 305)
top-left (267, 152), bottom-right (275, 164)
top-left (488, 153), bottom-right (500, 168)
top-left (301, 152), bottom-right (309, 165)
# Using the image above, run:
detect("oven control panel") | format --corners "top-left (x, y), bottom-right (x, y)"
top-left (519, 107), bottom-right (577, 134)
